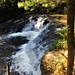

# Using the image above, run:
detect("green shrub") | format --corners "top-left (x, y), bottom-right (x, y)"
top-left (18, 0), bottom-right (66, 13)
top-left (48, 27), bottom-right (67, 51)
top-left (57, 27), bottom-right (67, 40)
top-left (48, 39), bottom-right (66, 50)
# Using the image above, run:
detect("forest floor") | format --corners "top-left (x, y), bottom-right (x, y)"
top-left (50, 14), bottom-right (67, 25)
top-left (40, 14), bottom-right (75, 75)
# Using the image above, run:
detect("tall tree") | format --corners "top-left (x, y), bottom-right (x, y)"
top-left (67, 0), bottom-right (75, 75)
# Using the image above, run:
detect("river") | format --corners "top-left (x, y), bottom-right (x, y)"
top-left (0, 14), bottom-right (63, 75)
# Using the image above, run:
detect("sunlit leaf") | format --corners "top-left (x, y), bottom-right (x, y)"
top-left (42, 4), bottom-right (48, 7)
top-left (18, 2), bottom-right (24, 8)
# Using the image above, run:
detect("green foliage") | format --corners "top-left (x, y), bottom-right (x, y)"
top-left (48, 27), bottom-right (67, 51)
top-left (57, 27), bottom-right (67, 39)
top-left (18, 0), bottom-right (66, 12)
top-left (18, 0), bottom-right (38, 11)
top-left (48, 39), bottom-right (66, 50)
top-left (0, 0), bottom-right (22, 8)
top-left (18, 2), bottom-right (24, 8)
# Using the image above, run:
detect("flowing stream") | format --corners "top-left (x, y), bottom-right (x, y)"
top-left (3, 15), bottom-right (62, 75)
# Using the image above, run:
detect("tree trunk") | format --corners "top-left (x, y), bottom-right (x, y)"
top-left (67, 0), bottom-right (75, 75)
top-left (6, 62), bottom-right (10, 75)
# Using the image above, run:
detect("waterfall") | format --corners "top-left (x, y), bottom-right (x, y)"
top-left (3, 15), bottom-right (50, 75)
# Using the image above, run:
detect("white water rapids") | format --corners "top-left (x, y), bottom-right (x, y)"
top-left (3, 15), bottom-right (53, 75)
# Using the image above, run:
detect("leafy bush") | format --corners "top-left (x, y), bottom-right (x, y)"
top-left (57, 27), bottom-right (67, 40)
top-left (48, 27), bottom-right (67, 50)
top-left (18, 0), bottom-right (67, 13)
top-left (48, 39), bottom-right (67, 50)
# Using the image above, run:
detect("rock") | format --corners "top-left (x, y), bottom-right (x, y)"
top-left (32, 15), bottom-right (38, 21)
top-left (40, 50), bottom-right (67, 75)
top-left (3, 36), bottom-right (29, 46)
top-left (0, 44), bottom-right (17, 57)
top-left (40, 52), bottom-right (56, 75)
top-left (43, 19), bottom-right (49, 25)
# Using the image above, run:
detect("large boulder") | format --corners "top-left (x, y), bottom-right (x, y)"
top-left (40, 50), bottom-right (67, 75)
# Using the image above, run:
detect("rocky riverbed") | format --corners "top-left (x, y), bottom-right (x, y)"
top-left (0, 14), bottom-right (65, 75)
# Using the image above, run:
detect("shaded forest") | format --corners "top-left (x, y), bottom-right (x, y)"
top-left (0, 0), bottom-right (67, 23)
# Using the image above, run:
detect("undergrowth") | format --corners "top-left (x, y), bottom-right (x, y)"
top-left (48, 27), bottom-right (67, 50)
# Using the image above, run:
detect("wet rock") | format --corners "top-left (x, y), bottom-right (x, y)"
top-left (43, 19), bottom-right (49, 25)
top-left (10, 71), bottom-right (20, 75)
top-left (0, 43), bottom-right (18, 75)
top-left (0, 44), bottom-right (17, 57)
top-left (3, 36), bottom-right (29, 46)
top-left (32, 15), bottom-right (38, 21)
top-left (10, 22), bottom-right (25, 33)
top-left (10, 71), bottom-right (33, 75)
